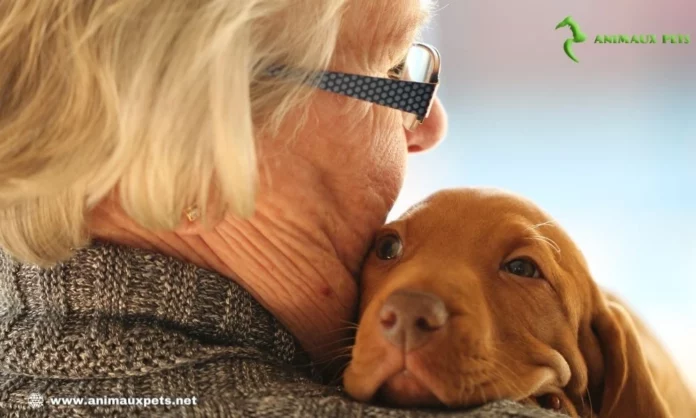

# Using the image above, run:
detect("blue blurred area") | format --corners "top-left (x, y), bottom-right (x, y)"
top-left (394, 87), bottom-right (696, 297)
top-left (392, 1), bottom-right (696, 383)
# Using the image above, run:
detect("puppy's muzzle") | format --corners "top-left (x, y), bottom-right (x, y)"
top-left (379, 290), bottom-right (449, 352)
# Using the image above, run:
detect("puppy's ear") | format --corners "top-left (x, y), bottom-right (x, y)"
top-left (588, 298), bottom-right (672, 418)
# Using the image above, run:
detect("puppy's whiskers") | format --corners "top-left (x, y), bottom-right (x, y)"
top-left (337, 319), bottom-right (359, 328)
top-left (320, 336), bottom-right (357, 346)
top-left (491, 378), bottom-right (503, 405)
top-left (527, 234), bottom-right (561, 255)
top-left (488, 367), bottom-right (509, 402)
top-left (584, 387), bottom-right (594, 417)
top-left (525, 221), bottom-right (562, 254)
top-left (316, 350), bottom-right (354, 382)
top-left (465, 375), bottom-right (475, 401)
top-left (527, 220), bottom-right (557, 231)
top-left (327, 361), bottom-right (351, 386)
top-left (305, 338), bottom-right (355, 355)
top-left (324, 325), bottom-right (359, 334)
top-left (292, 343), bottom-right (353, 369)
top-left (460, 373), bottom-right (476, 403)
top-left (491, 349), bottom-right (527, 398)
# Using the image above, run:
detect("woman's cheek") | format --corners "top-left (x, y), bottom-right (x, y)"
top-left (370, 122), bottom-right (409, 204)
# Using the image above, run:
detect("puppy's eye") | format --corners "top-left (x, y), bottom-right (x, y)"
top-left (503, 258), bottom-right (541, 278)
top-left (374, 234), bottom-right (403, 260)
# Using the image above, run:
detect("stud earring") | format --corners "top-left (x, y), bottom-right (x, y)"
top-left (184, 205), bottom-right (200, 222)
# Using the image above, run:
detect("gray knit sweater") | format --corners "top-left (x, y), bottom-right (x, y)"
top-left (0, 241), bottom-right (568, 417)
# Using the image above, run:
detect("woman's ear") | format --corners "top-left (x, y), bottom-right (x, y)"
top-left (588, 298), bottom-right (672, 418)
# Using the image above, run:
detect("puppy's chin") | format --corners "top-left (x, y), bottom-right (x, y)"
top-left (377, 370), bottom-right (442, 407)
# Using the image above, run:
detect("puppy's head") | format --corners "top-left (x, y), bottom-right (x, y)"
top-left (344, 188), bottom-right (628, 416)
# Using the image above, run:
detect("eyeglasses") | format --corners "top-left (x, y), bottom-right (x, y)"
top-left (268, 43), bottom-right (441, 131)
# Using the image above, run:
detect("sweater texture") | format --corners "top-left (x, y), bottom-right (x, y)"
top-left (0, 241), bottom-right (568, 417)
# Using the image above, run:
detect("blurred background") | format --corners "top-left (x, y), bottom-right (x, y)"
top-left (391, 0), bottom-right (696, 386)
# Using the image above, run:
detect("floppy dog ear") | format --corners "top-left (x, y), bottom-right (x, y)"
top-left (589, 299), bottom-right (672, 418)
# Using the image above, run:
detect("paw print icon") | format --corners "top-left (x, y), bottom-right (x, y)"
top-left (27, 392), bottom-right (44, 409)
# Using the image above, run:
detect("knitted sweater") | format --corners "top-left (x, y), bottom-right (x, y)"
top-left (0, 241), bottom-right (568, 417)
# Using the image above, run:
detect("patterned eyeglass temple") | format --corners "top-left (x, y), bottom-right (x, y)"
top-left (267, 65), bottom-right (439, 122)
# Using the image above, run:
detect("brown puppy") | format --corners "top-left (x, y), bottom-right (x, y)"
top-left (344, 188), bottom-right (695, 417)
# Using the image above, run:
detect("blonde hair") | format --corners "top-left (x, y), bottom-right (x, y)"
top-left (0, 0), bottom-right (346, 266)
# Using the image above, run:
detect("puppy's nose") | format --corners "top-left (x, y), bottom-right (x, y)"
top-left (379, 290), bottom-right (448, 352)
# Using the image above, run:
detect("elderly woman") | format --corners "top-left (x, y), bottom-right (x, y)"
top-left (0, 1), bottom-right (565, 417)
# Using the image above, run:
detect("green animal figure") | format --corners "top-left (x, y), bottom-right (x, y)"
top-left (555, 16), bottom-right (587, 63)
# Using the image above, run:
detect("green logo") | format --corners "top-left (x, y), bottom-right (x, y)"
top-left (555, 16), bottom-right (690, 63)
top-left (555, 16), bottom-right (587, 63)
